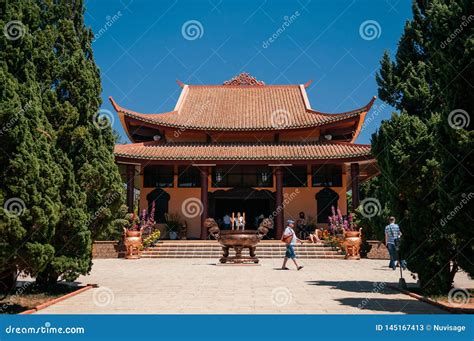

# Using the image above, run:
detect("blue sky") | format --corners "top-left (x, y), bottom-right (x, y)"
top-left (85, 0), bottom-right (411, 144)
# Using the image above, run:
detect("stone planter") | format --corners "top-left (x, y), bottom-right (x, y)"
top-left (342, 228), bottom-right (362, 260)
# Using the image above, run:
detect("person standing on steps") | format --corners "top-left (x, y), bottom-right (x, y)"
top-left (281, 219), bottom-right (304, 270)
top-left (223, 213), bottom-right (231, 229)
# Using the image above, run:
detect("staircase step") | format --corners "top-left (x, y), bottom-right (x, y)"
top-left (141, 241), bottom-right (343, 259)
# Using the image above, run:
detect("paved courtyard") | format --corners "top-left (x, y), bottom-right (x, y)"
top-left (37, 258), bottom-right (472, 314)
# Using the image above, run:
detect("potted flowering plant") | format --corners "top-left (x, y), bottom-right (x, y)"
top-left (328, 206), bottom-right (362, 260)
top-left (123, 203), bottom-right (157, 259)
top-left (140, 201), bottom-right (157, 236)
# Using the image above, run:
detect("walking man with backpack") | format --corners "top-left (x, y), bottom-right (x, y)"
top-left (281, 219), bottom-right (304, 271)
top-left (385, 216), bottom-right (407, 270)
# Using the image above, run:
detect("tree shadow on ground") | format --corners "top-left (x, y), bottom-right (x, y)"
top-left (306, 280), bottom-right (400, 294)
top-left (335, 297), bottom-right (446, 314)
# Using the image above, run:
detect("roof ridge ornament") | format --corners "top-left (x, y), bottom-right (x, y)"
top-left (223, 72), bottom-right (265, 86)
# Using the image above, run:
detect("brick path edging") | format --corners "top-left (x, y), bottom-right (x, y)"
top-left (388, 285), bottom-right (473, 314)
top-left (19, 284), bottom-right (97, 315)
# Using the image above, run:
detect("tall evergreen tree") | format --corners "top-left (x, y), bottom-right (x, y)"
top-left (428, 0), bottom-right (474, 278)
top-left (373, 0), bottom-right (473, 294)
top-left (1, 0), bottom-right (124, 288)
top-left (0, 62), bottom-right (62, 291)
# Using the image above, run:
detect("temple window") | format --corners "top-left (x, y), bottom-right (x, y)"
top-left (178, 166), bottom-right (201, 188)
top-left (312, 165), bottom-right (342, 187)
top-left (212, 166), bottom-right (273, 188)
top-left (282, 166), bottom-right (307, 187)
top-left (143, 166), bottom-right (174, 188)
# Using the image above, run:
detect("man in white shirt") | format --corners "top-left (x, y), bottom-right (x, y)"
top-left (281, 219), bottom-right (304, 270)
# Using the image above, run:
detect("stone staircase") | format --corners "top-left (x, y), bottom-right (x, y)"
top-left (141, 241), bottom-right (344, 259)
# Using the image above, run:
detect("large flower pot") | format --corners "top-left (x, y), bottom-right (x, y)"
top-left (342, 228), bottom-right (362, 260)
top-left (123, 229), bottom-right (143, 259)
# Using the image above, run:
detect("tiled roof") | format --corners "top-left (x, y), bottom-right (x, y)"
top-left (110, 86), bottom-right (375, 131)
top-left (114, 141), bottom-right (373, 161)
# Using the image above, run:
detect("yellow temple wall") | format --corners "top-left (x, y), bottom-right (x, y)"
top-left (138, 168), bottom-right (349, 239)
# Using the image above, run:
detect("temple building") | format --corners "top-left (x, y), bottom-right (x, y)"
top-left (111, 73), bottom-right (378, 239)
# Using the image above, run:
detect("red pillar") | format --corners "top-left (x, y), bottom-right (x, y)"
top-left (275, 167), bottom-right (284, 239)
top-left (351, 163), bottom-right (360, 212)
top-left (200, 167), bottom-right (209, 239)
top-left (126, 164), bottom-right (135, 213)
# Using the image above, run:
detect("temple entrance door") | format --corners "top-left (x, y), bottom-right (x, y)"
top-left (209, 188), bottom-right (275, 230)
top-left (215, 198), bottom-right (271, 229)
top-left (315, 187), bottom-right (339, 223)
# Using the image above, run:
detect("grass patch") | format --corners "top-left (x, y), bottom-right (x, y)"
top-left (0, 282), bottom-right (83, 314)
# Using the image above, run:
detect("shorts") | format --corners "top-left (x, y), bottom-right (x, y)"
top-left (285, 244), bottom-right (296, 259)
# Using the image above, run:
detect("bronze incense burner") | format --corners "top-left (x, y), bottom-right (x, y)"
top-left (205, 218), bottom-right (273, 263)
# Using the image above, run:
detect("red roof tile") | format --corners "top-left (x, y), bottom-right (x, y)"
top-left (114, 141), bottom-right (373, 161)
top-left (110, 86), bottom-right (375, 132)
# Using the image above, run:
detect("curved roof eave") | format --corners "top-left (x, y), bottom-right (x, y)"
top-left (109, 96), bottom-right (375, 134)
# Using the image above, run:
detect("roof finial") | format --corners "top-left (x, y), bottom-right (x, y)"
top-left (223, 72), bottom-right (265, 86)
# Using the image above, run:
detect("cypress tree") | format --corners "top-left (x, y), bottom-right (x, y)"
top-left (428, 0), bottom-right (473, 278)
top-left (373, 0), bottom-right (473, 294)
top-left (1, 0), bottom-right (124, 288)
top-left (0, 61), bottom-right (62, 291)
